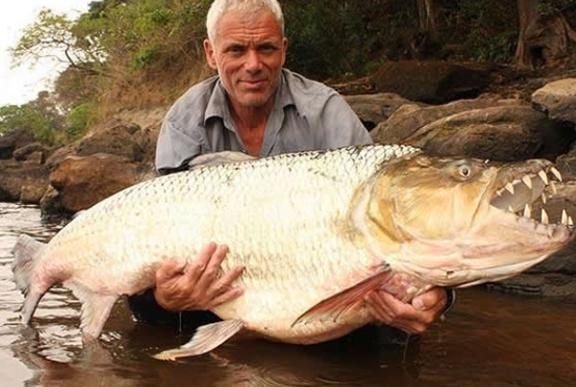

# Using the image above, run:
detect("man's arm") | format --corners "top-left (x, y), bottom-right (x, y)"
top-left (155, 118), bottom-right (204, 174)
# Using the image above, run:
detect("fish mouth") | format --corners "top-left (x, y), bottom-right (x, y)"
top-left (488, 164), bottom-right (575, 239)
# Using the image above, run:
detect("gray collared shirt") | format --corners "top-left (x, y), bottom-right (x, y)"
top-left (155, 69), bottom-right (372, 173)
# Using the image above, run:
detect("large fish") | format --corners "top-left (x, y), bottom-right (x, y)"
top-left (11, 145), bottom-right (574, 360)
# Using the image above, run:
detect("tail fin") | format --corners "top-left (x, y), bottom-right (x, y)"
top-left (12, 234), bottom-right (48, 325)
top-left (12, 234), bottom-right (46, 293)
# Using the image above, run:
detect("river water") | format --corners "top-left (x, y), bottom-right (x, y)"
top-left (1, 202), bottom-right (576, 387)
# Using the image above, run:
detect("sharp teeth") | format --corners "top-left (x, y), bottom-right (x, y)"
top-left (551, 181), bottom-right (557, 195)
top-left (541, 209), bottom-right (549, 224)
top-left (561, 209), bottom-right (568, 225)
top-left (569, 216), bottom-right (574, 227)
top-left (550, 167), bottom-right (562, 182)
top-left (538, 170), bottom-right (549, 185)
top-left (541, 193), bottom-right (547, 204)
top-left (505, 183), bottom-right (515, 194)
top-left (524, 204), bottom-right (532, 218)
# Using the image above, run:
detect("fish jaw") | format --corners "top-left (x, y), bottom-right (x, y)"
top-left (383, 204), bottom-right (574, 289)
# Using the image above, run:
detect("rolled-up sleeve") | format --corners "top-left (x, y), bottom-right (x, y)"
top-left (155, 119), bottom-right (203, 174)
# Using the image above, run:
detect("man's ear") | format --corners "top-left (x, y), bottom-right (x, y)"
top-left (204, 39), bottom-right (218, 70)
top-left (281, 37), bottom-right (288, 66)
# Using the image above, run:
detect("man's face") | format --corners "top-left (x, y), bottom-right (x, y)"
top-left (204, 9), bottom-right (287, 109)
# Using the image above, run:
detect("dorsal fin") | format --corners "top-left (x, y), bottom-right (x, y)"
top-left (189, 151), bottom-right (257, 169)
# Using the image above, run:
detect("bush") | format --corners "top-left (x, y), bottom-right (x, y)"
top-left (0, 103), bottom-right (61, 145)
top-left (65, 102), bottom-right (95, 139)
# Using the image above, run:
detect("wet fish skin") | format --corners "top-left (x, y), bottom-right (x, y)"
top-left (12, 145), bottom-right (416, 342)
top-left (11, 144), bottom-right (574, 356)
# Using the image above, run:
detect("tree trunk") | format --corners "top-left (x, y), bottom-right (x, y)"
top-left (515, 0), bottom-right (576, 68)
top-left (417, 0), bottom-right (441, 39)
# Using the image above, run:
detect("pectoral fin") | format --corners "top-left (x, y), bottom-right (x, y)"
top-left (291, 266), bottom-right (393, 327)
top-left (153, 319), bottom-right (245, 361)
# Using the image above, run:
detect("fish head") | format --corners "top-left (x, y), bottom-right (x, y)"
top-left (366, 153), bottom-right (575, 286)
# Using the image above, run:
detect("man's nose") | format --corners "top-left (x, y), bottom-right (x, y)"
top-left (244, 49), bottom-right (263, 72)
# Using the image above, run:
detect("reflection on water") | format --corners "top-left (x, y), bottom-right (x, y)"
top-left (1, 202), bottom-right (576, 386)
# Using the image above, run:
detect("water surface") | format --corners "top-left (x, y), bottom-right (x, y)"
top-left (1, 202), bottom-right (575, 387)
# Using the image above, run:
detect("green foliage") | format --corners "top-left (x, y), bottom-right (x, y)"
top-left (284, 0), bottom-right (416, 79)
top-left (0, 103), bottom-right (61, 145)
top-left (74, 0), bottom-right (211, 72)
top-left (443, 0), bottom-right (518, 62)
top-left (8, 0), bottom-right (576, 137)
top-left (65, 102), bottom-right (95, 139)
top-left (539, 0), bottom-right (576, 16)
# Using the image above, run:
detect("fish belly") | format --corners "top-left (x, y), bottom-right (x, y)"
top-left (35, 145), bottom-right (418, 342)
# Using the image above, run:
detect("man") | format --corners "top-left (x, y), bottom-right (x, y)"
top-left (130, 0), bottom-right (449, 337)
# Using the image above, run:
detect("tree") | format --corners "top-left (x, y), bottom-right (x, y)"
top-left (515, 0), bottom-right (576, 67)
top-left (10, 9), bottom-right (106, 76)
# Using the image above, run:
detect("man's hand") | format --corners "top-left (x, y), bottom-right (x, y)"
top-left (153, 242), bottom-right (244, 312)
top-left (365, 287), bottom-right (448, 334)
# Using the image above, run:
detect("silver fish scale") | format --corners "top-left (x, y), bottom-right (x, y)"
top-left (41, 144), bottom-right (419, 340)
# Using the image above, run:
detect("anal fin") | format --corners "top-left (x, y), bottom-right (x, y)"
top-left (291, 266), bottom-right (393, 327)
top-left (80, 294), bottom-right (118, 342)
top-left (153, 319), bottom-right (245, 361)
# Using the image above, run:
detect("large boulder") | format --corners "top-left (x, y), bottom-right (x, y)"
top-left (13, 142), bottom-right (49, 162)
top-left (343, 93), bottom-right (419, 130)
top-left (531, 78), bottom-right (576, 125)
top-left (0, 128), bottom-right (35, 159)
top-left (48, 153), bottom-right (146, 213)
top-left (76, 124), bottom-right (145, 162)
top-left (0, 159), bottom-right (49, 202)
top-left (403, 105), bottom-right (575, 161)
top-left (372, 95), bottom-right (521, 144)
top-left (371, 61), bottom-right (491, 104)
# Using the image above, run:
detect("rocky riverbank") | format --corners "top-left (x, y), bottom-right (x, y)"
top-left (1, 61), bottom-right (575, 298)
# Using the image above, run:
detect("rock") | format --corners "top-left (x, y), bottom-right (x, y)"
top-left (76, 124), bottom-right (145, 162)
top-left (556, 145), bottom-right (576, 180)
top-left (404, 105), bottom-right (575, 161)
top-left (45, 145), bottom-right (76, 170)
top-left (371, 61), bottom-right (491, 104)
top-left (20, 182), bottom-right (48, 204)
top-left (0, 159), bottom-right (49, 202)
top-left (23, 151), bottom-right (45, 166)
top-left (48, 153), bottom-right (145, 213)
top-left (372, 95), bottom-right (520, 144)
top-left (0, 128), bottom-right (35, 159)
top-left (343, 93), bottom-right (419, 130)
top-left (488, 181), bottom-right (576, 299)
top-left (330, 76), bottom-right (376, 95)
top-left (13, 142), bottom-right (48, 162)
top-left (531, 78), bottom-right (576, 125)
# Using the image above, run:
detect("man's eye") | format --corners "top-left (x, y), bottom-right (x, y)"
top-left (259, 45), bottom-right (277, 53)
top-left (227, 46), bottom-right (245, 54)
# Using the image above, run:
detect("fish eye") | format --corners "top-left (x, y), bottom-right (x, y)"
top-left (458, 164), bottom-right (472, 178)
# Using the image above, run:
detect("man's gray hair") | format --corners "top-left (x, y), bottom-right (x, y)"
top-left (206, 0), bottom-right (285, 42)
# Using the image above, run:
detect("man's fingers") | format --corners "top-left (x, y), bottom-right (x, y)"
top-left (213, 265), bottom-right (244, 289)
top-left (195, 244), bottom-right (229, 289)
top-left (207, 286), bottom-right (243, 309)
top-left (412, 287), bottom-right (447, 312)
top-left (183, 242), bottom-right (219, 283)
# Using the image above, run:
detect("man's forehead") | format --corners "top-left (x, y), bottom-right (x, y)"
top-left (214, 9), bottom-right (283, 43)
